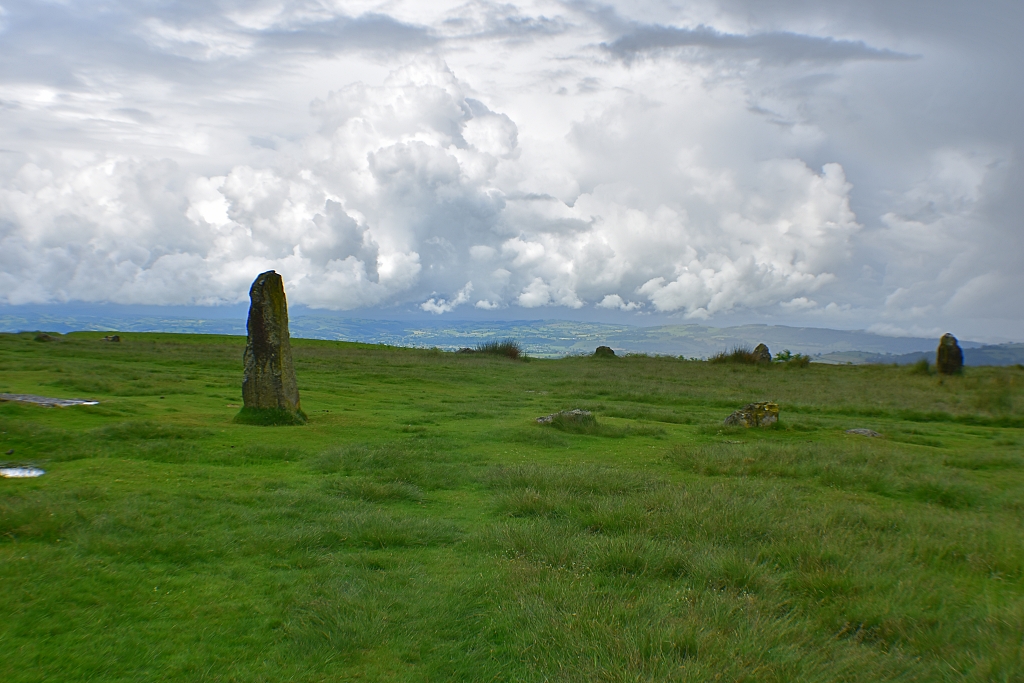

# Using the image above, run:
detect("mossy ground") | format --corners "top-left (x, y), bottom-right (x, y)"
top-left (1, 331), bottom-right (1023, 681)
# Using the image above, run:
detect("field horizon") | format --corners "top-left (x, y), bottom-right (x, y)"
top-left (2, 330), bottom-right (1023, 681)
top-left (4, 310), bottom-right (1024, 364)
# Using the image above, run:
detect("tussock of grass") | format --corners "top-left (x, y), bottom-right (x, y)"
top-left (709, 347), bottom-right (764, 364)
top-left (475, 338), bottom-right (523, 360)
top-left (666, 440), bottom-right (992, 510)
top-left (313, 442), bottom-right (473, 490)
top-left (92, 420), bottom-right (213, 441)
top-left (909, 357), bottom-right (932, 375)
top-left (326, 477), bottom-right (425, 503)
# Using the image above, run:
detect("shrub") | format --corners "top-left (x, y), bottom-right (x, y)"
top-left (709, 347), bottom-right (761, 364)
top-left (475, 338), bottom-right (522, 360)
top-left (775, 350), bottom-right (811, 368)
top-left (909, 358), bottom-right (932, 375)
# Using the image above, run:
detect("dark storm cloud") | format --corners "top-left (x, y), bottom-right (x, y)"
top-left (256, 14), bottom-right (436, 55)
top-left (442, 2), bottom-right (570, 41)
top-left (602, 24), bottom-right (915, 64)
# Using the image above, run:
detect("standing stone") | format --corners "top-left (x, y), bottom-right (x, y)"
top-left (936, 333), bottom-right (964, 375)
top-left (752, 343), bottom-right (772, 363)
top-left (241, 271), bottom-right (304, 422)
top-left (593, 345), bottom-right (616, 358)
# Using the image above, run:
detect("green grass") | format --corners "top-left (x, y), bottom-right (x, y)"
top-left (1, 330), bottom-right (1023, 681)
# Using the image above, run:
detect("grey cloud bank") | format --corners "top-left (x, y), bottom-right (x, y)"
top-left (0, 0), bottom-right (1021, 341)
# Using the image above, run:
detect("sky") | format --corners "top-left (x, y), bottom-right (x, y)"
top-left (0, 0), bottom-right (1021, 340)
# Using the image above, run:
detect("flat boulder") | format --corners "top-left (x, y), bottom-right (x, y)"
top-left (239, 271), bottom-right (305, 424)
top-left (101, 335), bottom-right (120, 342)
top-left (846, 428), bottom-right (882, 437)
top-left (724, 402), bottom-right (778, 428)
top-left (936, 333), bottom-right (964, 375)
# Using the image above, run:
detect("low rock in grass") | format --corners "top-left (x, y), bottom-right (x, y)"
top-left (593, 345), bottom-right (616, 358)
top-left (101, 335), bottom-right (121, 342)
top-left (723, 402), bottom-right (778, 428)
top-left (33, 333), bottom-right (59, 342)
top-left (537, 409), bottom-right (597, 433)
top-left (846, 428), bottom-right (882, 437)
top-left (537, 409), bottom-right (593, 424)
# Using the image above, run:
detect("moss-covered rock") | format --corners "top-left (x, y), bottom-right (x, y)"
top-left (936, 333), bottom-right (964, 375)
top-left (240, 270), bottom-right (303, 424)
top-left (724, 402), bottom-right (779, 427)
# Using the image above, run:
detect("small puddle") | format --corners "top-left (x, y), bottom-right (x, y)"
top-left (0, 393), bottom-right (99, 407)
top-left (1, 467), bottom-right (45, 478)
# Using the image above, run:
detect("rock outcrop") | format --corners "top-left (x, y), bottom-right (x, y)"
top-left (240, 271), bottom-right (304, 423)
top-left (593, 346), bottom-right (616, 358)
top-left (724, 402), bottom-right (779, 427)
top-left (936, 333), bottom-right (964, 375)
top-left (752, 343), bottom-right (772, 363)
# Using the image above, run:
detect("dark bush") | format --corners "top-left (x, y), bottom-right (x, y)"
top-left (775, 349), bottom-right (811, 368)
top-left (476, 338), bottom-right (523, 360)
top-left (908, 358), bottom-right (932, 375)
top-left (709, 347), bottom-right (760, 364)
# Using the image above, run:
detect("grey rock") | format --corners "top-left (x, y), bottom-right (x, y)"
top-left (242, 271), bottom-right (303, 417)
top-left (724, 402), bottom-right (779, 427)
top-left (752, 343), bottom-right (772, 363)
top-left (846, 428), bottom-right (882, 437)
top-left (537, 409), bottom-right (593, 424)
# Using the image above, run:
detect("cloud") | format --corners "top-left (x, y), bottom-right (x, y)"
top-left (0, 1), bottom-right (1020, 339)
top-left (421, 281), bottom-right (473, 313)
top-left (602, 24), bottom-right (916, 64)
top-left (597, 294), bottom-right (641, 311)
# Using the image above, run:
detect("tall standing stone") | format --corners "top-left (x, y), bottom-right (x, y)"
top-left (936, 333), bottom-right (964, 375)
top-left (240, 270), bottom-right (304, 422)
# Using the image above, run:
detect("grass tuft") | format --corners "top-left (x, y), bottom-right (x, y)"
top-left (474, 338), bottom-right (523, 360)
top-left (709, 347), bottom-right (763, 364)
top-left (233, 406), bottom-right (308, 426)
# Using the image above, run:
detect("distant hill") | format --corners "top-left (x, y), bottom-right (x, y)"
top-left (840, 343), bottom-right (1024, 367)
top-left (2, 310), bottom-right (1001, 360)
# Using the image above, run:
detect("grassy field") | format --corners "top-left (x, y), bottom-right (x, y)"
top-left (1, 331), bottom-right (1023, 682)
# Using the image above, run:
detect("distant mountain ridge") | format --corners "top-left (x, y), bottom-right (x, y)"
top-left (5, 310), bottom-right (1019, 363)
